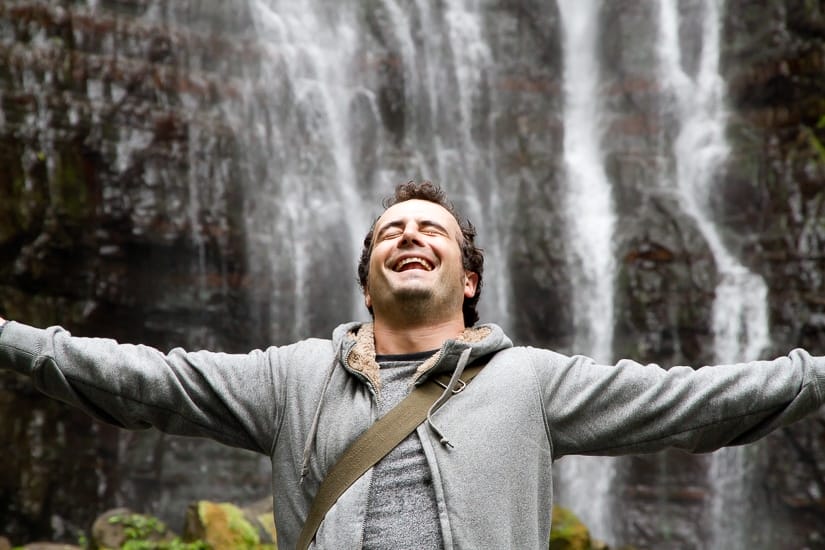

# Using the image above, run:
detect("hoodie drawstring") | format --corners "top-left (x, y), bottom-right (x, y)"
top-left (300, 356), bottom-right (338, 484)
top-left (425, 347), bottom-right (472, 449)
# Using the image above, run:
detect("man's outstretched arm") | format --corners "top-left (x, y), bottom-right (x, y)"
top-left (0, 316), bottom-right (283, 455)
top-left (534, 348), bottom-right (825, 459)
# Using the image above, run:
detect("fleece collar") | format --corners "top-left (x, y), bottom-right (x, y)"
top-left (344, 323), bottom-right (493, 393)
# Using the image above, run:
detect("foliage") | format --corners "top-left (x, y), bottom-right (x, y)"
top-left (549, 506), bottom-right (592, 550)
top-left (194, 502), bottom-right (276, 550)
top-left (808, 114), bottom-right (825, 164)
top-left (107, 513), bottom-right (210, 550)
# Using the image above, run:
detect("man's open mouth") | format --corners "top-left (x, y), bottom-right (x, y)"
top-left (393, 257), bottom-right (434, 272)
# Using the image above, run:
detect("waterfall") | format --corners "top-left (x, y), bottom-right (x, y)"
top-left (235, 0), bottom-right (371, 340)
top-left (553, 0), bottom-right (618, 544)
top-left (231, 0), bottom-right (512, 337)
top-left (657, 0), bottom-right (770, 548)
top-left (379, 0), bottom-right (512, 327)
top-left (438, 0), bottom-right (512, 328)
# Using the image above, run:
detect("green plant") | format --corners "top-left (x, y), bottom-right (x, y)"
top-left (107, 513), bottom-right (210, 550)
top-left (809, 115), bottom-right (825, 164)
top-left (108, 514), bottom-right (165, 540)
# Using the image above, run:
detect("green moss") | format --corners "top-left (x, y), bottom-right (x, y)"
top-left (549, 506), bottom-right (592, 550)
top-left (812, 115), bottom-right (825, 162)
top-left (106, 513), bottom-right (208, 550)
top-left (196, 501), bottom-right (270, 550)
top-left (0, 144), bottom-right (41, 244)
top-left (53, 148), bottom-right (93, 221)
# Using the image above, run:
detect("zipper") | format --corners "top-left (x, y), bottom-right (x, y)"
top-left (342, 342), bottom-right (381, 399)
top-left (356, 344), bottom-right (380, 549)
top-left (357, 468), bottom-right (377, 549)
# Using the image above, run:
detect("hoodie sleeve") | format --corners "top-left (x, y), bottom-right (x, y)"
top-left (0, 321), bottom-right (284, 455)
top-left (532, 347), bottom-right (825, 459)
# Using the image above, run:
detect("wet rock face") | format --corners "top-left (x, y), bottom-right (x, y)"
top-left (724, 0), bottom-right (825, 352)
top-left (0, 0), bottom-right (269, 541)
top-left (0, 0), bottom-right (824, 547)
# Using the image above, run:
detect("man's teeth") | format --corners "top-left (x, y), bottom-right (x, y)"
top-left (395, 257), bottom-right (433, 271)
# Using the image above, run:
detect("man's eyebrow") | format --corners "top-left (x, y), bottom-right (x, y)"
top-left (374, 218), bottom-right (451, 239)
top-left (418, 219), bottom-right (450, 234)
top-left (375, 219), bottom-right (406, 239)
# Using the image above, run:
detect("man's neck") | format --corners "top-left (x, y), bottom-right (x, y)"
top-left (372, 318), bottom-right (465, 355)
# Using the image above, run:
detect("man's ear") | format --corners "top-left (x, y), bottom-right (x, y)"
top-left (464, 271), bottom-right (479, 298)
top-left (364, 289), bottom-right (372, 309)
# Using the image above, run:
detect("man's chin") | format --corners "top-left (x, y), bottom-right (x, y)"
top-left (393, 286), bottom-right (434, 301)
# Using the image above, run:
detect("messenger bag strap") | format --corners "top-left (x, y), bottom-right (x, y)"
top-left (296, 358), bottom-right (490, 550)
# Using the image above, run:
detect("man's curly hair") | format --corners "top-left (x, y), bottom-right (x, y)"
top-left (357, 180), bottom-right (484, 327)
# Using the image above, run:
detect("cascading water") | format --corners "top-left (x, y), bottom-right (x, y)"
top-left (232, 1), bottom-right (372, 340)
top-left (233, 0), bottom-right (512, 337)
top-left (373, 0), bottom-right (512, 327)
top-left (657, 0), bottom-right (770, 547)
top-left (437, 0), bottom-right (512, 328)
top-left (552, 0), bottom-right (618, 544)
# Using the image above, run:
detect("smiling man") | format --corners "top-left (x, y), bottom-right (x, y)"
top-left (362, 194), bottom-right (479, 353)
top-left (1, 180), bottom-right (825, 549)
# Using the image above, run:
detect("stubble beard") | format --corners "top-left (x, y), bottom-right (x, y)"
top-left (369, 264), bottom-right (466, 326)
top-left (393, 286), bottom-right (438, 323)
top-left (385, 276), bottom-right (465, 326)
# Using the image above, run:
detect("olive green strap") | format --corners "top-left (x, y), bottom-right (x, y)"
top-left (296, 362), bottom-right (488, 550)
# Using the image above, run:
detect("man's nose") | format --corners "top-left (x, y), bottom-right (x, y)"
top-left (399, 222), bottom-right (424, 246)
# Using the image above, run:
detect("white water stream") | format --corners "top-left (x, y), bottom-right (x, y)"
top-left (657, 0), bottom-right (770, 547)
top-left (553, 0), bottom-right (618, 544)
top-left (239, 0), bottom-right (370, 339)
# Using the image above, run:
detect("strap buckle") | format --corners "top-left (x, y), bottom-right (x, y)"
top-left (434, 378), bottom-right (467, 394)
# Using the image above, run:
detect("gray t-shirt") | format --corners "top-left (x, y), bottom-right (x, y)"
top-left (361, 352), bottom-right (444, 549)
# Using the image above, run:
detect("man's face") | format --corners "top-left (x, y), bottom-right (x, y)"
top-left (365, 199), bottom-right (478, 322)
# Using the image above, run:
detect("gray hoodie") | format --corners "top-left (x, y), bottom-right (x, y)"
top-left (1, 320), bottom-right (824, 549)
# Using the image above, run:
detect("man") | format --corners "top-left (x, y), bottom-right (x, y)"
top-left (1, 180), bottom-right (824, 549)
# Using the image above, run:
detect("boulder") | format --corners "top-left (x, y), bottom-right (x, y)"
top-left (91, 508), bottom-right (176, 550)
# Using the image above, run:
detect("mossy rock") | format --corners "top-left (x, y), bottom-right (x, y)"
top-left (92, 508), bottom-right (176, 550)
top-left (184, 501), bottom-right (276, 550)
top-left (549, 506), bottom-right (592, 550)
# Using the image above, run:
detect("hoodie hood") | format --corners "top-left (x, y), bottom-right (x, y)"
top-left (331, 321), bottom-right (513, 392)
